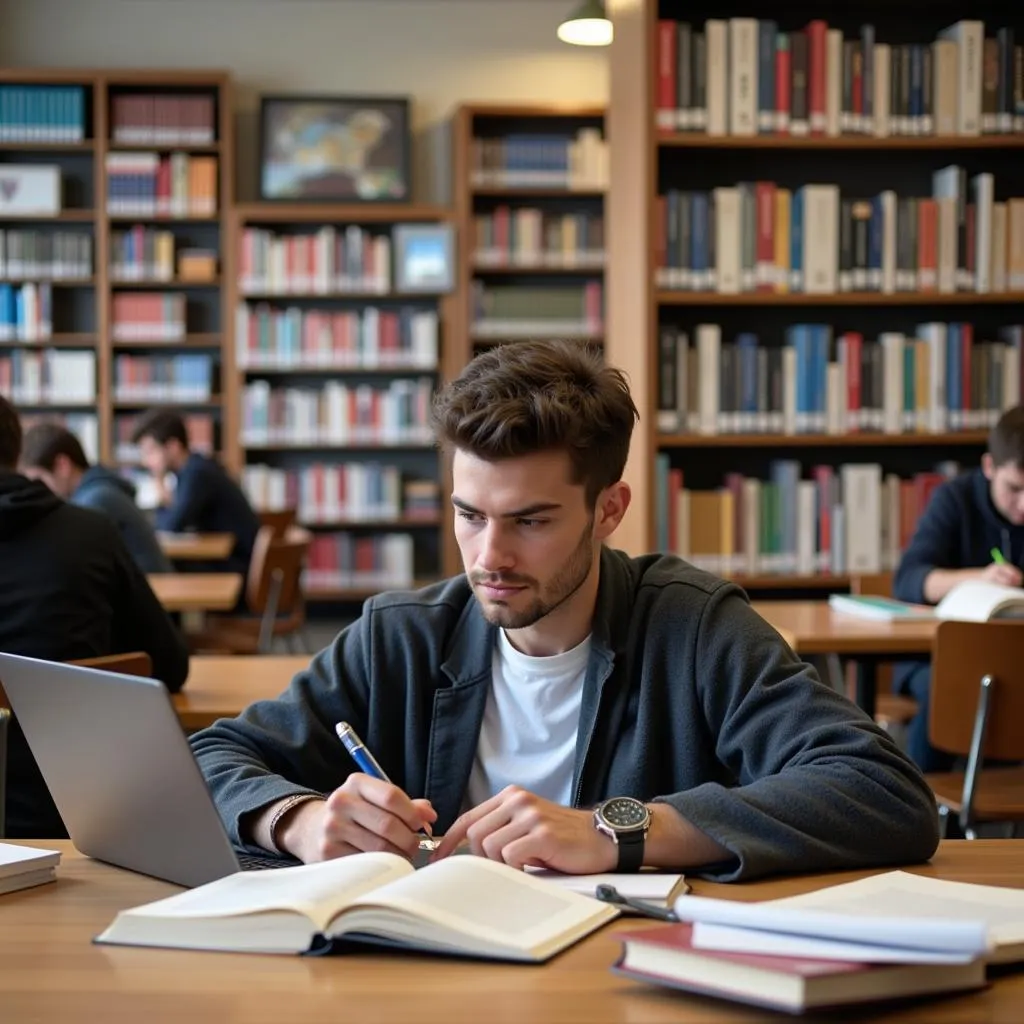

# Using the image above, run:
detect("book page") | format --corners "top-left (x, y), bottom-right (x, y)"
top-left (526, 868), bottom-right (687, 903)
top-left (123, 853), bottom-right (412, 932)
top-left (770, 871), bottom-right (1024, 947)
top-left (343, 855), bottom-right (616, 953)
top-left (935, 580), bottom-right (1024, 621)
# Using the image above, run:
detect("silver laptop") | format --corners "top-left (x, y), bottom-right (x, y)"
top-left (0, 652), bottom-right (290, 887)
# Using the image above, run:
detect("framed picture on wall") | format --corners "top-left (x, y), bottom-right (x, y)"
top-left (258, 94), bottom-right (411, 202)
top-left (393, 223), bottom-right (455, 293)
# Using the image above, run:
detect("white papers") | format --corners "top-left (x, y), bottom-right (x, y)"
top-left (690, 922), bottom-right (979, 964)
top-left (674, 871), bottom-right (1024, 964)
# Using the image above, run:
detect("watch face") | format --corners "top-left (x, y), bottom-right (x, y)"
top-left (601, 797), bottom-right (648, 830)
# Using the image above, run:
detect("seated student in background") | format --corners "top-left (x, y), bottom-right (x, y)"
top-left (0, 395), bottom-right (189, 838)
top-left (131, 409), bottom-right (260, 577)
top-left (893, 404), bottom-right (1024, 772)
top-left (19, 422), bottom-right (173, 575)
top-left (192, 340), bottom-right (938, 883)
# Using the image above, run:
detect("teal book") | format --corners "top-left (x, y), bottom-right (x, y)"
top-left (827, 594), bottom-right (934, 621)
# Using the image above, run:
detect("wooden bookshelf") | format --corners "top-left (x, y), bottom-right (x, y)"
top-left (0, 67), bottom-right (232, 472)
top-left (229, 202), bottom-right (460, 600)
top-left (451, 103), bottom-right (608, 369)
top-left (606, 1), bottom-right (1024, 583)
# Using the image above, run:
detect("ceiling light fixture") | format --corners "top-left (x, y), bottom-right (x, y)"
top-left (557, 0), bottom-right (613, 47)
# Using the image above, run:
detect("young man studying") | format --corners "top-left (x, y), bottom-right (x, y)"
top-left (0, 395), bottom-right (189, 838)
top-left (19, 421), bottom-right (173, 575)
top-left (192, 341), bottom-right (939, 882)
top-left (893, 404), bottom-right (1024, 771)
top-left (131, 409), bottom-right (260, 577)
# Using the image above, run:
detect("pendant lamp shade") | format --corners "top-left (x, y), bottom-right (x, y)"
top-left (557, 0), bottom-right (613, 47)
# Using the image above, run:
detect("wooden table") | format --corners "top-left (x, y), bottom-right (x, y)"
top-left (0, 841), bottom-right (1020, 1023)
top-left (148, 573), bottom-right (243, 613)
top-left (174, 655), bottom-right (308, 729)
top-left (753, 600), bottom-right (937, 717)
top-left (157, 532), bottom-right (234, 561)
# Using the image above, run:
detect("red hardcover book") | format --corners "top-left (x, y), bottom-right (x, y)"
top-left (613, 924), bottom-right (985, 1015)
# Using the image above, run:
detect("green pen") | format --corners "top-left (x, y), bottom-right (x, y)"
top-left (991, 547), bottom-right (1008, 565)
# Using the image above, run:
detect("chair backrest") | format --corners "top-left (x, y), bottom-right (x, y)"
top-left (258, 509), bottom-right (297, 540)
top-left (929, 620), bottom-right (1024, 760)
top-left (850, 572), bottom-right (894, 597)
top-left (70, 652), bottom-right (154, 678)
top-left (850, 572), bottom-right (896, 693)
top-left (245, 525), bottom-right (312, 617)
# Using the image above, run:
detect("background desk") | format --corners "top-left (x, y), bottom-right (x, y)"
top-left (157, 533), bottom-right (234, 561)
top-left (174, 655), bottom-right (308, 729)
top-left (148, 573), bottom-right (242, 613)
top-left (753, 600), bottom-right (936, 717)
top-left (0, 841), bottom-right (1019, 1023)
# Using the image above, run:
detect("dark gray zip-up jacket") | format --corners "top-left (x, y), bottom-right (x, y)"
top-left (191, 549), bottom-right (939, 881)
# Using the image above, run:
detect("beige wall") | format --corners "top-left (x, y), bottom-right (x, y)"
top-left (0, 0), bottom-right (608, 201)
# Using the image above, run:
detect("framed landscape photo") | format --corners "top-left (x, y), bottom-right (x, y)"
top-left (393, 223), bottom-right (455, 293)
top-left (258, 95), bottom-right (411, 202)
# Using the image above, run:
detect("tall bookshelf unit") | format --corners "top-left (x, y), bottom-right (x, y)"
top-left (606, 1), bottom-right (1024, 590)
top-left (451, 104), bottom-right (608, 367)
top-left (229, 202), bottom-right (459, 602)
top-left (0, 69), bottom-right (232, 479)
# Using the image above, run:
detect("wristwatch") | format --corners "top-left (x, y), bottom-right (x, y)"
top-left (593, 797), bottom-right (651, 872)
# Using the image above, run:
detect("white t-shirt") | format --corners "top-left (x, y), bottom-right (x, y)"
top-left (464, 629), bottom-right (590, 810)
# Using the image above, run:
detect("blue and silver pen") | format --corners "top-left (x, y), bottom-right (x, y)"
top-left (335, 721), bottom-right (438, 851)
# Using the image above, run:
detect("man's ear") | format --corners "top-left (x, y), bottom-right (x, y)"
top-left (982, 452), bottom-right (995, 480)
top-left (593, 481), bottom-right (631, 542)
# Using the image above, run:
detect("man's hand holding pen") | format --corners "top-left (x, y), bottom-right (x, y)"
top-left (277, 775), bottom-right (437, 864)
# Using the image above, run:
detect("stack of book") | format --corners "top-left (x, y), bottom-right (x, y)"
top-left (615, 871), bottom-right (1024, 1013)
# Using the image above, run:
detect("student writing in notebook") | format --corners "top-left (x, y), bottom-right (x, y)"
top-left (192, 341), bottom-right (939, 882)
top-left (893, 404), bottom-right (1024, 772)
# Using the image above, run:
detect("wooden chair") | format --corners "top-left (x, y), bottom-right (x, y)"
top-left (187, 525), bottom-right (312, 654)
top-left (258, 508), bottom-right (297, 540)
top-left (0, 651), bottom-right (152, 838)
top-left (846, 572), bottom-right (919, 731)
top-left (924, 620), bottom-right (1024, 839)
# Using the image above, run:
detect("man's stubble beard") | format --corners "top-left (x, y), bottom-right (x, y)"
top-left (473, 518), bottom-right (595, 630)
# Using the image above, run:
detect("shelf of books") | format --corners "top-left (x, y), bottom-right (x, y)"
top-left (451, 104), bottom-right (608, 366)
top-left (608, 1), bottom-right (1024, 591)
top-left (229, 203), bottom-right (458, 602)
top-left (0, 68), bottom-right (232, 481)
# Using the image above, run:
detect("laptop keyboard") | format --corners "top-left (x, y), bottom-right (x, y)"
top-left (237, 851), bottom-right (301, 871)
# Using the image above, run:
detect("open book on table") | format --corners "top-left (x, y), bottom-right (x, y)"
top-left (95, 851), bottom-right (618, 959)
top-left (934, 580), bottom-right (1024, 621)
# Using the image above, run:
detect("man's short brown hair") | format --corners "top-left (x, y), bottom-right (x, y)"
top-left (20, 422), bottom-right (90, 472)
top-left (130, 408), bottom-right (189, 448)
top-left (0, 394), bottom-right (22, 470)
top-left (989, 405), bottom-right (1024, 468)
top-left (431, 340), bottom-right (638, 505)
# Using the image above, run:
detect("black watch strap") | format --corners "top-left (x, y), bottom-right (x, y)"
top-left (616, 829), bottom-right (645, 872)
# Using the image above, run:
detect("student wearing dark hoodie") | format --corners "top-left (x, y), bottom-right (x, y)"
top-left (893, 404), bottom-right (1024, 771)
top-left (0, 395), bottom-right (190, 838)
top-left (131, 409), bottom-right (260, 578)
top-left (19, 422), bottom-right (173, 574)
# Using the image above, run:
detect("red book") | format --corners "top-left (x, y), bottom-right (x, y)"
top-left (805, 20), bottom-right (828, 135)
top-left (613, 924), bottom-right (985, 1014)
top-left (656, 21), bottom-right (678, 130)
